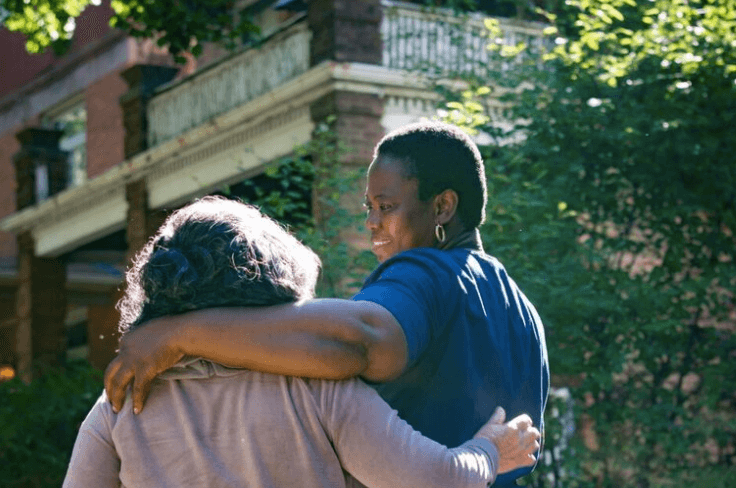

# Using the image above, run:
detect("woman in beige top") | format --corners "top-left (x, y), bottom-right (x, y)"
top-left (63, 197), bottom-right (540, 488)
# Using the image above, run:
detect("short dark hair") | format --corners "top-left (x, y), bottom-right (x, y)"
top-left (117, 196), bottom-right (320, 335)
top-left (374, 121), bottom-right (487, 228)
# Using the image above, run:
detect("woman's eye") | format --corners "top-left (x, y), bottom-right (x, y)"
top-left (364, 202), bottom-right (393, 213)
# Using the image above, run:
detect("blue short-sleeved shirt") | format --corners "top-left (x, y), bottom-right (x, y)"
top-left (353, 246), bottom-right (549, 485)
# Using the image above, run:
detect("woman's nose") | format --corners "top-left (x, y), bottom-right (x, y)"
top-left (365, 210), bottom-right (380, 230)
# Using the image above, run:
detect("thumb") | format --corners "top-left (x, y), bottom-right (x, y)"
top-left (490, 406), bottom-right (506, 425)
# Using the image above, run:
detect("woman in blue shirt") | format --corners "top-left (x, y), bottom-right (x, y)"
top-left (105, 121), bottom-right (550, 486)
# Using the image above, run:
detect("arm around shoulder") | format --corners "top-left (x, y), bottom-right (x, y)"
top-left (105, 298), bottom-right (408, 412)
top-left (172, 299), bottom-right (408, 381)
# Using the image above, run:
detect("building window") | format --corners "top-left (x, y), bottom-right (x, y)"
top-left (43, 98), bottom-right (87, 190)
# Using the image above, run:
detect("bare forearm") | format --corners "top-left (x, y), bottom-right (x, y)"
top-left (168, 299), bottom-right (402, 380)
top-left (105, 298), bottom-right (407, 413)
top-left (170, 300), bottom-right (363, 378)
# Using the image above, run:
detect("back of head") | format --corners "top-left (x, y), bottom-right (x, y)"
top-left (374, 121), bottom-right (487, 228)
top-left (118, 196), bottom-right (320, 334)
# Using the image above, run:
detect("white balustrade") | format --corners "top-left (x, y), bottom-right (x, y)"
top-left (147, 4), bottom-right (544, 145)
top-left (381, 0), bottom-right (545, 78)
top-left (147, 21), bottom-right (311, 145)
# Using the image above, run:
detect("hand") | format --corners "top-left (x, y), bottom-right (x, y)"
top-left (104, 317), bottom-right (185, 414)
top-left (474, 407), bottom-right (541, 474)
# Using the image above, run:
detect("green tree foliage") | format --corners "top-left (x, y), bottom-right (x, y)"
top-left (443, 0), bottom-right (736, 485)
top-left (1, 0), bottom-right (259, 61)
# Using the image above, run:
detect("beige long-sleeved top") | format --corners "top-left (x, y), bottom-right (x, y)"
top-left (63, 358), bottom-right (499, 488)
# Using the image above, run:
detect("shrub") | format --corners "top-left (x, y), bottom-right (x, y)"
top-left (0, 360), bottom-right (103, 488)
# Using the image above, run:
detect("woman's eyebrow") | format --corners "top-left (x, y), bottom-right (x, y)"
top-left (366, 193), bottom-right (389, 200)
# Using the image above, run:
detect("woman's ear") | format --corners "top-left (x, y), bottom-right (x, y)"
top-left (434, 189), bottom-right (459, 225)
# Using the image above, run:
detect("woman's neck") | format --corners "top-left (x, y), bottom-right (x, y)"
top-left (437, 228), bottom-right (483, 252)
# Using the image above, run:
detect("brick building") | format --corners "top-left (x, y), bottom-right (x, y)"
top-left (0, 0), bottom-right (543, 382)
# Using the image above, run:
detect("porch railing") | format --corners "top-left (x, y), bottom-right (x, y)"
top-left (147, 20), bottom-right (311, 146)
top-left (381, 0), bottom-right (545, 77)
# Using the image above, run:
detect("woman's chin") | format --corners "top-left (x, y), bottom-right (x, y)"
top-left (371, 246), bottom-right (391, 263)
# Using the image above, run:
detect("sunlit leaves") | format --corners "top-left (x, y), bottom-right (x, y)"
top-left (549, 0), bottom-right (736, 85)
top-left (2, 0), bottom-right (91, 55)
top-left (1, 0), bottom-right (260, 61)
top-left (439, 87), bottom-right (492, 131)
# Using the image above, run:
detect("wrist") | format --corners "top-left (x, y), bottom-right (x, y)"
top-left (157, 314), bottom-right (189, 359)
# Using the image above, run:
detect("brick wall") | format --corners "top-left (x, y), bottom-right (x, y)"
top-left (86, 71), bottom-right (128, 179)
top-left (308, 0), bottom-right (382, 65)
top-left (311, 91), bottom-right (384, 166)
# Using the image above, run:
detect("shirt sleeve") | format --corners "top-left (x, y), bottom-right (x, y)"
top-left (316, 378), bottom-right (499, 488)
top-left (353, 252), bottom-right (454, 367)
top-left (62, 392), bottom-right (121, 488)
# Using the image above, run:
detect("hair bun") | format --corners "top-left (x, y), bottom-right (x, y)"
top-left (142, 248), bottom-right (199, 303)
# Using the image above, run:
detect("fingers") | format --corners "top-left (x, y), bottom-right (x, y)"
top-left (131, 367), bottom-right (157, 415)
top-left (510, 413), bottom-right (533, 430)
top-left (104, 357), bottom-right (134, 413)
top-left (490, 406), bottom-right (506, 425)
top-left (519, 428), bottom-right (542, 466)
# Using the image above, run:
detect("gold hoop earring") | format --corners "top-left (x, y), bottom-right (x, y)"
top-left (435, 223), bottom-right (446, 243)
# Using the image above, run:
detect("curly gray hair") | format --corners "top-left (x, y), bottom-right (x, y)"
top-left (117, 196), bottom-right (320, 335)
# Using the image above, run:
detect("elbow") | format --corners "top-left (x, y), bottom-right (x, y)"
top-left (344, 305), bottom-right (408, 383)
top-left (330, 339), bottom-right (372, 379)
top-left (307, 327), bottom-right (370, 380)
top-left (330, 316), bottom-right (376, 377)
top-left (317, 300), bottom-right (407, 382)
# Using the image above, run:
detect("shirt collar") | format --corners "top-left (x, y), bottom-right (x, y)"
top-left (437, 228), bottom-right (484, 252)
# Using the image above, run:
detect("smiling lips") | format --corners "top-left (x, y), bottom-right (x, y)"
top-left (372, 239), bottom-right (390, 248)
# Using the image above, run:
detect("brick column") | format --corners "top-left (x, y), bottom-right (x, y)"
top-left (306, 1), bottom-right (385, 294)
top-left (308, 0), bottom-right (382, 65)
top-left (119, 64), bottom-right (178, 159)
top-left (13, 127), bottom-right (68, 210)
top-left (307, 0), bottom-right (385, 165)
top-left (125, 179), bottom-right (167, 261)
top-left (308, 90), bottom-right (383, 263)
top-left (15, 232), bottom-right (67, 381)
top-left (119, 64), bottom-right (176, 257)
top-left (11, 128), bottom-right (69, 381)
top-left (310, 91), bottom-right (384, 166)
